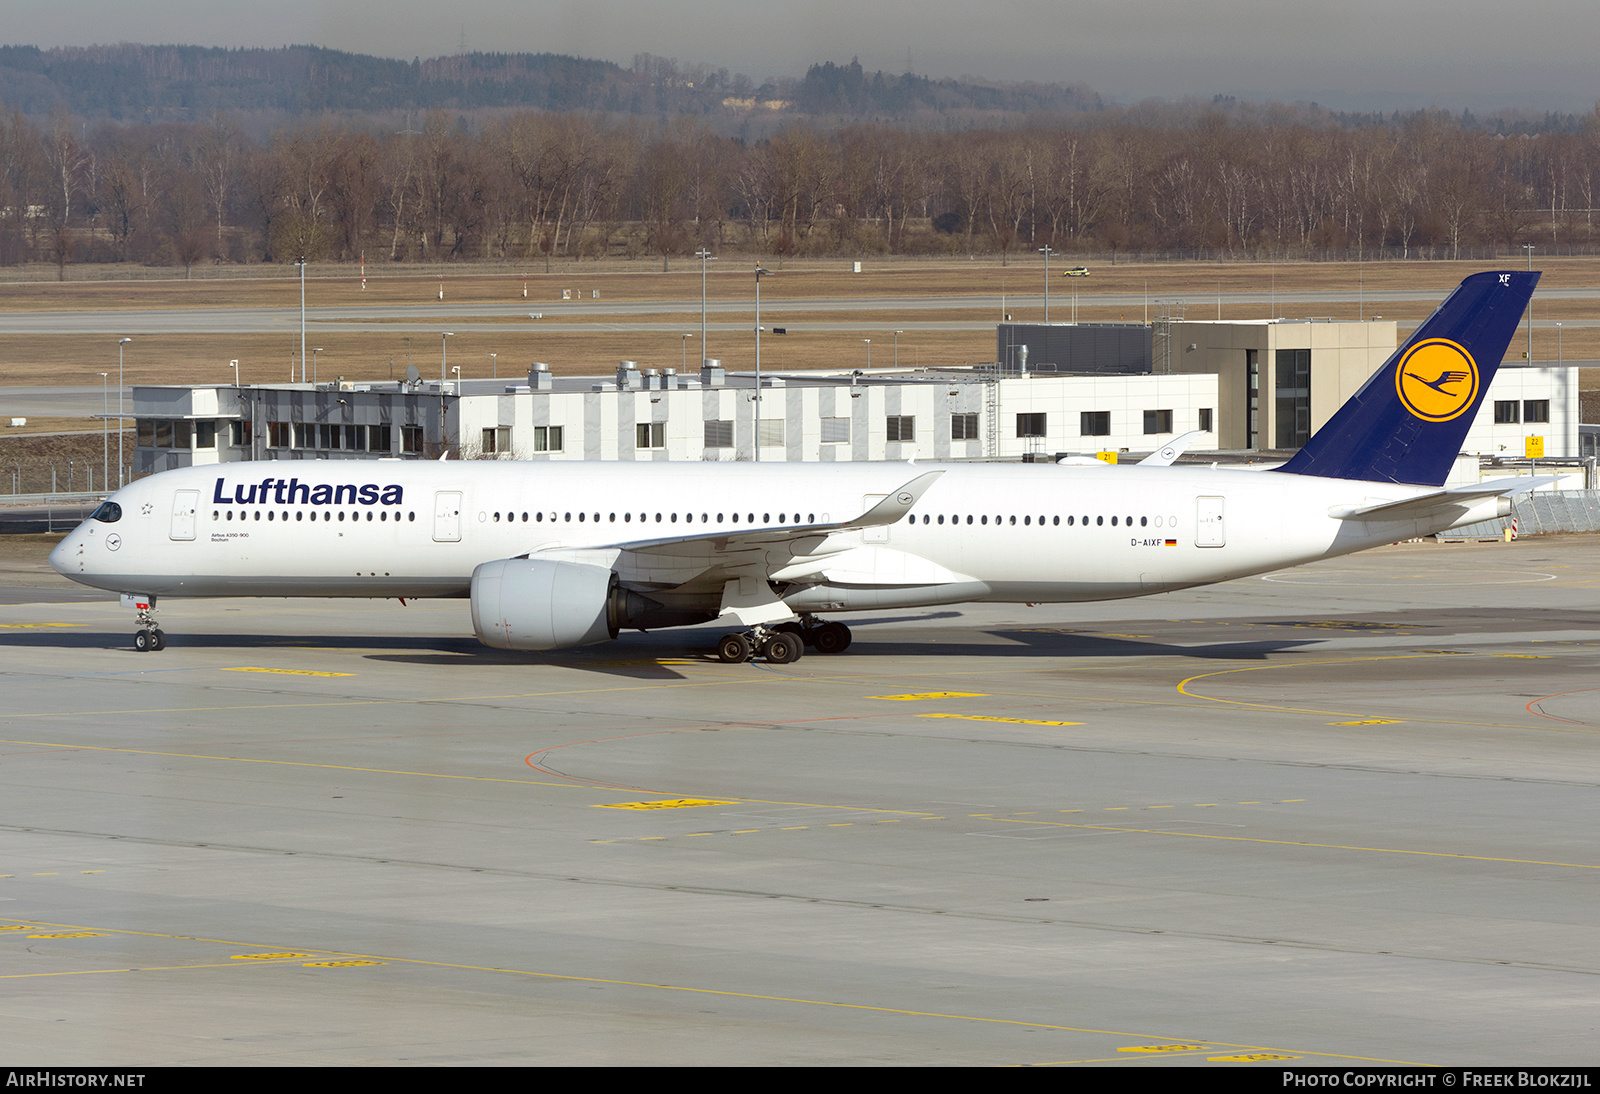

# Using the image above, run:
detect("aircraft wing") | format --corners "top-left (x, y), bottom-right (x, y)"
top-left (524, 470), bottom-right (948, 625)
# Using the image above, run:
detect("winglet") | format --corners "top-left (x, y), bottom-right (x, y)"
top-left (1138, 430), bottom-right (1206, 466)
top-left (843, 470), bottom-right (944, 529)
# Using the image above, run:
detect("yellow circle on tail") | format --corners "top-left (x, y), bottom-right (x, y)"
top-left (1394, 339), bottom-right (1479, 422)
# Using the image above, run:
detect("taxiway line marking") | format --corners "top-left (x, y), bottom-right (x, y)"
top-left (0, 917), bottom-right (1426, 1066)
top-left (985, 816), bottom-right (1600, 871)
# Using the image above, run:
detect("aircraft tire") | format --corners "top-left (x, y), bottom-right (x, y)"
top-left (762, 634), bottom-right (802, 664)
top-left (717, 633), bottom-right (753, 663)
top-left (812, 622), bottom-right (852, 654)
top-left (134, 628), bottom-right (153, 653)
top-left (151, 629), bottom-right (166, 652)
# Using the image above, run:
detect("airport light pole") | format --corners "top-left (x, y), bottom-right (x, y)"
top-left (861, 339), bottom-right (871, 369)
top-left (1039, 245), bottom-right (1054, 322)
top-left (297, 257), bottom-right (307, 383)
top-left (441, 332), bottom-right (454, 455)
top-left (681, 333), bottom-right (693, 373)
top-left (99, 373), bottom-right (108, 491)
top-left (894, 330), bottom-right (903, 369)
top-left (1523, 243), bottom-right (1536, 362)
top-left (754, 265), bottom-right (771, 462)
top-left (312, 348), bottom-right (322, 385)
top-left (488, 352), bottom-right (497, 379)
top-left (117, 338), bottom-right (130, 486)
top-left (695, 248), bottom-right (716, 361)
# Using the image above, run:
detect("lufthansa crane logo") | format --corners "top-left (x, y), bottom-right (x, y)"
top-left (1394, 338), bottom-right (1479, 422)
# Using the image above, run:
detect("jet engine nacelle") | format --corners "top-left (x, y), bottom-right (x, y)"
top-left (471, 558), bottom-right (625, 651)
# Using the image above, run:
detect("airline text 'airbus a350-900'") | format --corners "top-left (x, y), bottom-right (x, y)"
top-left (51, 272), bottom-right (1542, 663)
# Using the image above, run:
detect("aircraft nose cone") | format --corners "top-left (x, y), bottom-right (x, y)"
top-left (48, 535), bottom-right (75, 576)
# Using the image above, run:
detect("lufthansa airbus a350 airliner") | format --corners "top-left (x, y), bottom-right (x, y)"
top-left (51, 271), bottom-right (1541, 662)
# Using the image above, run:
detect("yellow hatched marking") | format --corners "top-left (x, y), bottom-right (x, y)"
top-left (918, 713), bottom-right (1083, 726)
top-left (594, 798), bottom-right (738, 811)
top-left (870, 692), bottom-right (988, 701)
top-left (223, 667), bottom-right (355, 678)
top-left (230, 952), bottom-right (316, 961)
top-left (1329, 719), bottom-right (1404, 725)
top-left (28, 932), bottom-right (104, 939)
top-left (1119, 1044), bottom-right (1208, 1053)
top-left (304, 960), bottom-right (385, 968)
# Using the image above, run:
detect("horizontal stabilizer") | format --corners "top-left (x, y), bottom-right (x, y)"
top-left (1329, 476), bottom-right (1558, 522)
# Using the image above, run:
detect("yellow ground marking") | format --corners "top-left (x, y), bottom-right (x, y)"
top-left (1494, 654), bottom-right (1550, 659)
top-left (0, 623), bottom-right (85, 629)
top-left (918, 714), bottom-right (1084, 726)
top-left (983, 816), bottom-right (1600, 871)
top-left (231, 952), bottom-right (316, 961)
top-left (1177, 654), bottom-right (1599, 734)
top-left (223, 667), bottom-right (356, 677)
top-left (28, 932), bottom-right (104, 939)
top-left (304, 960), bottom-right (385, 967)
top-left (1118, 1044), bottom-right (1209, 1053)
top-left (871, 691), bottom-right (989, 701)
top-left (1209, 1053), bottom-right (1301, 1062)
top-left (595, 798), bottom-right (739, 811)
top-left (0, 917), bottom-right (1425, 1067)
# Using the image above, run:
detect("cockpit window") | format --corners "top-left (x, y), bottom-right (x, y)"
top-left (90, 501), bottom-right (122, 523)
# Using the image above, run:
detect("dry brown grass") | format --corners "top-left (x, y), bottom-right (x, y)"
top-left (3, 257), bottom-right (1596, 395)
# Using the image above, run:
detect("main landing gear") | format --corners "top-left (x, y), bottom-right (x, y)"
top-left (714, 618), bottom-right (852, 664)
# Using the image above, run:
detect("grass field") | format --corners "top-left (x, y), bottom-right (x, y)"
top-left (3, 255), bottom-right (1595, 396)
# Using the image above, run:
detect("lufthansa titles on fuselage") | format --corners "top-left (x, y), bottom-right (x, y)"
top-left (212, 476), bottom-right (404, 507)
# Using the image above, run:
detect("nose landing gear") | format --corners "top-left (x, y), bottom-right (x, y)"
top-left (122, 594), bottom-right (165, 652)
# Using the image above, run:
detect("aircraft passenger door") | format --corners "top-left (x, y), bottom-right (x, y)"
top-left (1196, 496), bottom-right (1225, 547)
top-left (433, 491), bottom-right (463, 543)
top-left (169, 490), bottom-right (198, 541)
top-left (861, 495), bottom-right (889, 543)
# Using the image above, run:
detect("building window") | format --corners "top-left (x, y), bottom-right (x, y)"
top-left (1143, 409), bottom-right (1174, 435)
top-left (1524, 400), bottom-right (1550, 424)
top-left (482, 427), bottom-right (510, 454)
top-left (268, 422), bottom-right (291, 448)
top-left (636, 421), bottom-right (665, 449)
top-left (821, 417), bottom-right (850, 444)
top-left (887, 415), bottom-right (915, 442)
top-left (704, 420), bottom-right (733, 448)
top-left (1080, 411), bottom-right (1110, 437)
top-left (401, 426), bottom-right (424, 454)
top-left (1198, 408), bottom-right (1214, 433)
top-left (952, 413), bottom-right (979, 441)
top-left (533, 426), bottom-right (564, 452)
top-left (758, 419), bottom-right (785, 447)
top-left (230, 420), bottom-right (252, 447)
top-left (196, 422), bottom-right (216, 449)
top-left (1016, 412), bottom-right (1046, 438)
top-left (1275, 348), bottom-right (1311, 449)
top-left (1494, 400), bottom-right (1520, 424)
top-left (369, 425), bottom-right (391, 453)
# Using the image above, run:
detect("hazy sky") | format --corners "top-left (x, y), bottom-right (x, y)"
top-left (9, 1), bottom-right (1599, 111)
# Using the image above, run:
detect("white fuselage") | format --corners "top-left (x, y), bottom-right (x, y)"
top-left (51, 460), bottom-right (1447, 616)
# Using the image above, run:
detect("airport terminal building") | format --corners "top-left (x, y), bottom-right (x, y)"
top-left (130, 319), bottom-right (1576, 477)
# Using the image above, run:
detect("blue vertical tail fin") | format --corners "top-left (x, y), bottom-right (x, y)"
top-left (1275, 271), bottom-right (1538, 486)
